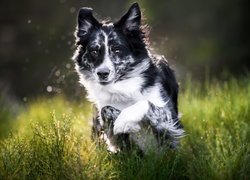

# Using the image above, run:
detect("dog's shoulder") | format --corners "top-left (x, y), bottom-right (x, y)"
top-left (150, 54), bottom-right (179, 112)
top-left (149, 54), bottom-right (177, 86)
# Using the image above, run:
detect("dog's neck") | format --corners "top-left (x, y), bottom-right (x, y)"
top-left (83, 75), bottom-right (145, 110)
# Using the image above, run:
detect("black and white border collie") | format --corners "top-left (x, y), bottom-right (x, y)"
top-left (73, 3), bottom-right (184, 153)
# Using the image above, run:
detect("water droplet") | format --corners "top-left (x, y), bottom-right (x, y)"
top-left (66, 64), bottom-right (71, 69)
top-left (70, 7), bottom-right (76, 13)
top-left (55, 70), bottom-right (60, 76)
top-left (47, 86), bottom-right (53, 92)
top-left (27, 19), bottom-right (31, 24)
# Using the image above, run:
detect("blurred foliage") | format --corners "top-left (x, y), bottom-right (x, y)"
top-left (1, 1), bottom-right (249, 178)
top-left (0, 76), bottom-right (249, 179)
top-left (0, 0), bottom-right (249, 99)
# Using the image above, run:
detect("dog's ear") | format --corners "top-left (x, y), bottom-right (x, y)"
top-left (76, 7), bottom-right (99, 37)
top-left (115, 3), bottom-right (141, 33)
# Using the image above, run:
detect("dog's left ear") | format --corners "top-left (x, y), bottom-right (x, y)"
top-left (76, 7), bottom-right (99, 38)
top-left (115, 3), bottom-right (141, 33)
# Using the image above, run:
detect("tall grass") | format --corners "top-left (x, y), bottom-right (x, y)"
top-left (0, 77), bottom-right (249, 179)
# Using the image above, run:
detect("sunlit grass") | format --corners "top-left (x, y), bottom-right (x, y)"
top-left (0, 77), bottom-right (249, 179)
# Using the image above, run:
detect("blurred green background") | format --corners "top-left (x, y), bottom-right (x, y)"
top-left (0, 0), bottom-right (249, 100)
top-left (0, 1), bottom-right (249, 178)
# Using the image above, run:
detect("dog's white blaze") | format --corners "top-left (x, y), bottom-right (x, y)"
top-left (94, 31), bottom-right (115, 81)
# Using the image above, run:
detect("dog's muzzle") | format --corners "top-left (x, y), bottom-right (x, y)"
top-left (96, 67), bottom-right (110, 80)
top-left (96, 67), bottom-right (114, 85)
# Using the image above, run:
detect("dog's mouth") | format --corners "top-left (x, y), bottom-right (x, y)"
top-left (98, 79), bottom-right (114, 86)
top-left (99, 81), bottom-right (111, 85)
top-left (96, 72), bottom-right (115, 86)
top-left (97, 75), bottom-right (115, 86)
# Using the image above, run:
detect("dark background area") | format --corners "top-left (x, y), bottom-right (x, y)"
top-left (0, 0), bottom-right (249, 101)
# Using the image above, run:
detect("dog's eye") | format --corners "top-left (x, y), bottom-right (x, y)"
top-left (112, 47), bottom-right (121, 55)
top-left (90, 50), bottom-right (98, 57)
top-left (115, 49), bottom-right (120, 54)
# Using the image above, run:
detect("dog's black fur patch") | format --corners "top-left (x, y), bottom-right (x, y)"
top-left (73, 3), bottom-right (184, 153)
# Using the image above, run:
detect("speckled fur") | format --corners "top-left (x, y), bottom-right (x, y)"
top-left (73, 3), bottom-right (184, 153)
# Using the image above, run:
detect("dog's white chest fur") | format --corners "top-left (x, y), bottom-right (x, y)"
top-left (80, 74), bottom-right (168, 152)
top-left (83, 76), bottom-right (145, 110)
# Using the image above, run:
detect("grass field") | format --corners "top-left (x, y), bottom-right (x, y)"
top-left (0, 77), bottom-right (249, 180)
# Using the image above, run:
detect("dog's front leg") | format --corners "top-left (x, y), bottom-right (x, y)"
top-left (145, 102), bottom-right (185, 147)
top-left (113, 100), bottom-right (149, 135)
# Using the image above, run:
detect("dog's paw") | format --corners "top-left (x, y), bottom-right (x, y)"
top-left (113, 110), bottom-right (141, 135)
top-left (101, 106), bottom-right (121, 122)
top-left (114, 120), bottom-right (141, 135)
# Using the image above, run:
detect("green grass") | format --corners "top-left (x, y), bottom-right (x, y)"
top-left (0, 77), bottom-right (249, 180)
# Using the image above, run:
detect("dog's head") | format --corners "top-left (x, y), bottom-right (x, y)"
top-left (73, 3), bottom-right (149, 85)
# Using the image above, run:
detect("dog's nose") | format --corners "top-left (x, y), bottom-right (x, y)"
top-left (96, 68), bottom-right (110, 80)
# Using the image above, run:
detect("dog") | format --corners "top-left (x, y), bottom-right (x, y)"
top-left (73, 3), bottom-right (184, 153)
